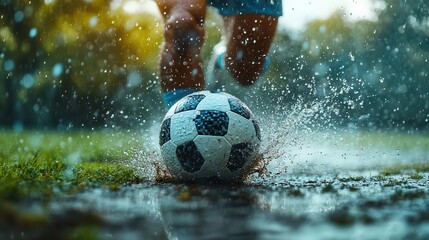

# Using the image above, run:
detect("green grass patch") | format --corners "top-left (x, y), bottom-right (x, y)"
top-left (337, 130), bottom-right (429, 150)
top-left (380, 162), bottom-right (429, 176)
top-left (409, 173), bottom-right (423, 180)
top-left (0, 130), bottom-right (144, 162)
top-left (0, 130), bottom-right (146, 202)
top-left (339, 176), bottom-right (365, 182)
top-left (72, 162), bottom-right (143, 186)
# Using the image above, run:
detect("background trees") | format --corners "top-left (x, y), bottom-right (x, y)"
top-left (1, 0), bottom-right (163, 129)
top-left (1, 0), bottom-right (428, 130)
top-left (267, 0), bottom-right (428, 130)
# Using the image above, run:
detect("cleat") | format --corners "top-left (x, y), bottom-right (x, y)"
top-left (206, 41), bottom-right (228, 92)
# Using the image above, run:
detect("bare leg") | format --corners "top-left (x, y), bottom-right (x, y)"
top-left (155, 0), bottom-right (207, 93)
top-left (222, 14), bottom-right (278, 86)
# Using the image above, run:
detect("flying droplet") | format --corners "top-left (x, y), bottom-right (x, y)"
top-left (52, 63), bottom-right (64, 77)
top-left (29, 28), bottom-right (38, 38)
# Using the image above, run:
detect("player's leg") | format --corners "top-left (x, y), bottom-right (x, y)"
top-left (223, 14), bottom-right (278, 86)
top-left (155, 0), bottom-right (207, 108)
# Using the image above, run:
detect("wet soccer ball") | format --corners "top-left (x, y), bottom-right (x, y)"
top-left (159, 91), bottom-right (261, 182)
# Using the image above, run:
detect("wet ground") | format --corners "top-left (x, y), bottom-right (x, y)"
top-left (5, 172), bottom-right (428, 240)
top-left (3, 130), bottom-right (429, 240)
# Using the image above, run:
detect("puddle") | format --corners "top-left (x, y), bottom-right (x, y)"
top-left (42, 170), bottom-right (429, 240)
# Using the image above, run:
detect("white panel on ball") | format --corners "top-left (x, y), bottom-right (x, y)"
top-left (224, 111), bottom-right (256, 145)
top-left (170, 110), bottom-right (199, 146)
top-left (196, 91), bottom-right (230, 112)
top-left (160, 141), bottom-right (181, 175)
top-left (193, 135), bottom-right (232, 174)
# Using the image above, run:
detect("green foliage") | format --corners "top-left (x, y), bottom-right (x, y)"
top-left (269, 2), bottom-right (428, 129)
top-left (0, 130), bottom-right (145, 202)
top-left (1, 1), bottom-right (428, 129)
top-left (72, 162), bottom-right (143, 185)
top-left (409, 173), bottom-right (423, 180)
top-left (338, 130), bottom-right (429, 149)
top-left (0, 0), bottom-right (164, 128)
top-left (1, 151), bottom-right (65, 180)
top-left (381, 162), bottom-right (429, 176)
top-left (70, 226), bottom-right (100, 240)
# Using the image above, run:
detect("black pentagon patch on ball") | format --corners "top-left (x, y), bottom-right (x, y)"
top-left (176, 141), bottom-right (205, 173)
top-left (227, 142), bottom-right (255, 172)
top-left (159, 118), bottom-right (171, 146)
top-left (175, 94), bottom-right (206, 113)
top-left (252, 120), bottom-right (261, 141)
top-left (228, 98), bottom-right (251, 119)
top-left (194, 110), bottom-right (229, 136)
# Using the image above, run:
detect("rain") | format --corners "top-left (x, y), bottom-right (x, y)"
top-left (0, 0), bottom-right (428, 239)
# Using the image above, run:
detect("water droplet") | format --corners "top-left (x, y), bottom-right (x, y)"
top-left (3, 59), bottom-right (14, 71)
top-left (14, 11), bottom-right (24, 22)
top-left (127, 71), bottom-right (142, 87)
top-left (52, 63), bottom-right (64, 77)
top-left (236, 50), bottom-right (244, 61)
top-left (192, 68), bottom-right (198, 76)
top-left (89, 16), bottom-right (98, 27)
top-left (349, 52), bottom-right (355, 61)
top-left (29, 28), bottom-right (38, 38)
top-left (21, 74), bottom-right (35, 88)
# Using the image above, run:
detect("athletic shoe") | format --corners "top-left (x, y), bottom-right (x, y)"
top-left (206, 41), bottom-right (271, 92)
top-left (206, 41), bottom-right (228, 92)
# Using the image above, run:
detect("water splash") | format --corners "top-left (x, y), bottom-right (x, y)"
top-left (248, 96), bottom-right (336, 184)
top-left (129, 80), bottom-right (354, 184)
top-left (127, 98), bottom-right (333, 184)
top-left (126, 124), bottom-right (175, 183)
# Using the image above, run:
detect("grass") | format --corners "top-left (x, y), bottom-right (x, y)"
top-left (380, 162), bottom-right (429, 176)
top-left (0, 130), bottom-right (146, 202)
top-left (337, 130), bottom-right (429, 150)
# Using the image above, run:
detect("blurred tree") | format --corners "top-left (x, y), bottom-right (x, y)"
top-left (368, 0), bottom-right (429, 129)
top-left (1, 0), bottom-right (44, 128)
top-left (1, 0), bottom-right (428, 130)
top-left (268, 12), bottom-right (375, 127)
top-left (0, 0), bottom-right (163, 129)
top-left (268, 1), bottom-right (428, 130)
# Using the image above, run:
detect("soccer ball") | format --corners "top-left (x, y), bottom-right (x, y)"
top-left (159, 90), bottom-right (261, 182)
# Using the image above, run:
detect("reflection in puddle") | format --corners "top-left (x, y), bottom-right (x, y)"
top-left (48, 170), bottom-right (429, 239)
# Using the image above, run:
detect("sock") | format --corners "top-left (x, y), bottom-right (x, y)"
top-left (162, 88), bottom-right (198, 109)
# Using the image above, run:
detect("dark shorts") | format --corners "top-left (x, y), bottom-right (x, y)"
top-left (208, 0), bottom-right (283, 17)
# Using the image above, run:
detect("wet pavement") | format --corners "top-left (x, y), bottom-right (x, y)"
top-left (41, 171), bottom-right (429, 240)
